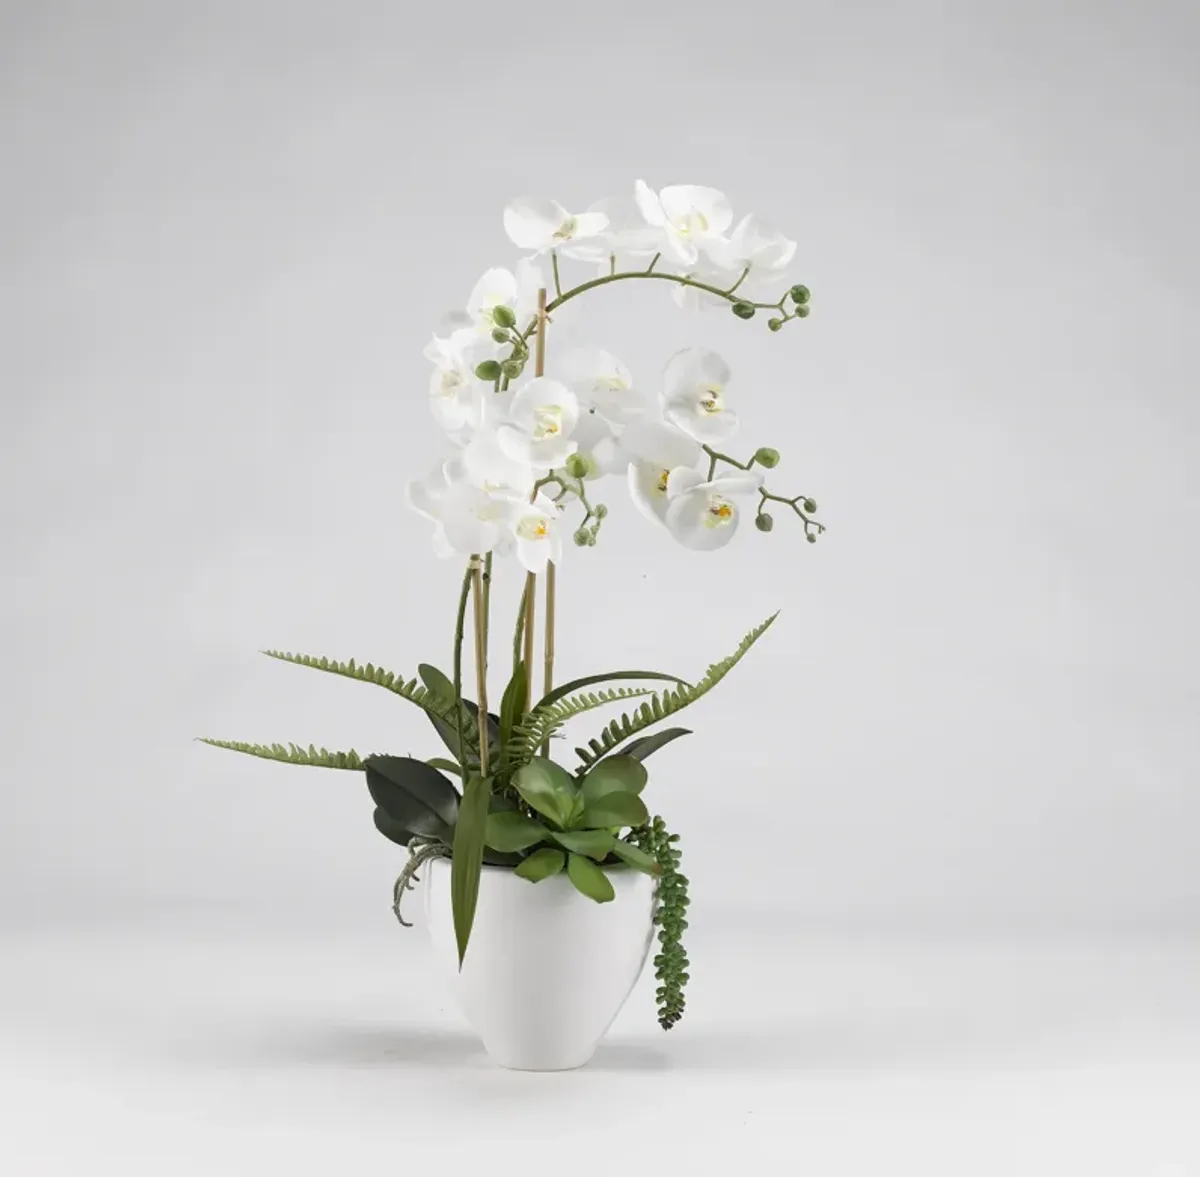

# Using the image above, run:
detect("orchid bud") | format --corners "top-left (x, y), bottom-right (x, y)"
top-left (500, 358), bottom-right (525, 380)
top-left (474, 359), bottom-right (502, 381)
top-left (731, 301), bottom-right (755, 320)
top-left (806, 532), bottom-right (817, 543)
top-left (754, 447), bottom-right (780, 468)
top-left (767, 317), bottom-right (783, 332)
top-left (755, 513), bottom-right (774, 532)
top-left (491, 327), bottom-right (510, 344)
top-left (491, 305), bottom-right (516, 328)
top-left (573, 528), bottom-right (590, 547)
top-left (592, 503), bottom-right (608, 519)
top-left (794, 304), bottom-right (810, 319)
top-left (564, 452), bottom-right (594, 479)
top-left (790, 284), bottom-right (810, 305)
top-left (802, 498), bottom-right (817, 512)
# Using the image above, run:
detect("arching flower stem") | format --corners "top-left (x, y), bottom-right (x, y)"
top-left (703, 444), bottom-right (825, 541)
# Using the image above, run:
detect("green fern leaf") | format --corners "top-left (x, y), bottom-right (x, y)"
top-left (197, 738), bottom-right (365, 770)
top-left (507, 686), bottom-right (659, 763)
top-left (574, 613), bottom-right (778, 769)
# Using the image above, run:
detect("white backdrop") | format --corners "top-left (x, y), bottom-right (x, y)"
top-left (2, 0), bottom-right (1198, 934)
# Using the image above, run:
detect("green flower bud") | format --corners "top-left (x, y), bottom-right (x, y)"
top-left (755, 513), bottom-right (774, 532)
top-left (500, 358), bottom-right (525, 380)
top-left (573, 528), bottom-right (590, 547)
top-left (474, 359), bottom-right (502, 381)
top-left (802, 498), bottom-right (817, 513)
top-left (731, 301), bottom-right (756, 320)
top-left (592, 503), bottom-right (608, 519)
top-left (491, 304), bottom-right (517, 328)
top-left (490, 327), bottom-right (510, 344)
top-left (564, 452), bottom-right (595, 479)
top-left (806, 532), bottom-right (817, 544)
top-left (767, 317), bottom-right (783, 332)
top-left (586, 532), bottom-right (597, 546)
top-left (794, 304), bottom-right (810, 318)
top-left (754, 447), bottom-right (780, 469)
top-left (790, 284), bottom-right (810, 305)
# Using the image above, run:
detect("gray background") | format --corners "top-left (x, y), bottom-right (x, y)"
top-left (2, 0), bottom-right (1198, 935)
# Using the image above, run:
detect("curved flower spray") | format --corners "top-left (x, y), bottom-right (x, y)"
top-left (202, 180), bottom-right (825, 1031)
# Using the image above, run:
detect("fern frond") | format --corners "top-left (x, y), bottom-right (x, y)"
top-left (508, 687), bottom-right (659, 763)
top-left (198, 738), bottom-right (365, 770)
top-left (574, 612), bottom-right (778, 769)
top-left (260, 650), bottom-right (457, 722)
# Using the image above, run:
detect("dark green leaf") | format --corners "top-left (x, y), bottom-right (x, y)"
top-left (580, 755), bottom-right (648, 803)
top-left (511, 757), bottom-right (578, 828)
top-left (514, 847), bottom-right (566, 882)
top-left (371, 807), bottom-right (413, 848)
top-left (365, 756), bottom-right (459, 841)
top-left (485, 811), bottom-right (551, 853)
top-left (426, 757), bottom-right (463, 777)
top-left (567, 853), bottom-right (614, 903)
top-left (533, 670), bottom-right (689, 713)
top-left (418, 664), bottom-right (456, 705)
top-left (581, 791), bottom-right (649, 830)
top-left (610, 840), bottom-right (661, 875)
top-left (552, 829), bottom-right (615, 860)
top-left (451, 774), bottom-right (491, 966)
top-left (615, 727), bottom-right (693, 763)
top-left (427, 702), bottom-right (500, 767)
top-left (499, 661), bottom-right (528, 752)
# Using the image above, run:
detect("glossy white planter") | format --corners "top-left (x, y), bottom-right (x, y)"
top-left (424, 857), bottom-right (657, 1071)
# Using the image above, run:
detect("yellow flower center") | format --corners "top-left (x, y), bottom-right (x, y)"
top-left (553, 216), bottom-right (578, 240)
top-left (436, 370), bottom-right (464, 397)
top-left (699, 384), bottom-right (724, 414)
top-left (516, 516), bottom-right (550, 541)
top-left (675, 211), bottom-right (709, 238)
top-left (532, 405), bottom-right (564, 439)
top-left (655, 469), bottom-right (671, 495)
top-left (704, 497), bottom-right (735, 528)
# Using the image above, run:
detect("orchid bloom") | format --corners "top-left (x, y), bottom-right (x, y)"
top-left (423, 328), bottom-right (483, 434)
top-left (506, 493), bottom-right (564, 572)
top-left (557, 346), bottom-right (643, 478)
top-left (496, 376), bottom-right (580, 470)
top-left (664, 468), bottom-right (762, 551)
top-left (564, 194), bottom-right (664, 273)
top-left (620, 419), bottom-right (702, 526)
top-left (634, 180), bottom-right (734, 266)
top-left (405, 459), bottom-right (461, 558)
top-left (504, 197), bottom-right (610, 259)
top-left (660, 347), bottom-right (738, 444)
top-left (706, 214), bottom-right (797, 273)
top-left (464, 259), bottom-right (543, 335)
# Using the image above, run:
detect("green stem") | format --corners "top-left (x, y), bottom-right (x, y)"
top-left (452, 560), bottom-right (473, 765)
top-left (552, 252), bottom-right (562, 299)
top-left (724, 266), bottom-right (751, 295)
top-left (701, 445), bottom-right (825, 539)
top-left (515, 269), bottom-right (793, 345)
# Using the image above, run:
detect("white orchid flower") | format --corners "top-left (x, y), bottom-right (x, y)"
top-left (406, 457), bottom-right (472, 559)
top-left (620, 419), bottom-right (702, 526)
top-left (634, 180), bottom-right (734, 266)
top-left (439, 479), bottom-right (518, 557)
top-left (668, 261), bottom-right (747, 312)
top-left (464, 258), bottom-right (544, 335)
top-left (706, 213), bottom-right (796, 273)
top-left (564, 194), bottom-right (664, 273)
top-left (496, 376), bottom-right (580, 470)
top-left (660, 348), bottom-right (738, 444)
top-left (503, 197), bottom-right (609, 259)
top-left (461, 426), bottom-right (536, 499)
top-left (506, 493), bottom-right (564, 572)
top-left (559, 346), bottom-right (644, 425)
top-left (664, 468), bottom-right (762, 551)
top-left (423, 327), bottom-right (484, 434)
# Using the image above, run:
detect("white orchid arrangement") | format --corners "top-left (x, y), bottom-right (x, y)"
top-left (203, 180), bottom-right (823, 1031)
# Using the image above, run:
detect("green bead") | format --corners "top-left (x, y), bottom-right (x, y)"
top-left (491, 304), bottom-right (516, 328)
top-left (731, 300), bottom-right (756, 320)
top-left (474, 359), bottom-right (502, 381)
top-left (789, 284), bottom-right (810, 305)
top-left (755, 513), bottom-right (774, 532)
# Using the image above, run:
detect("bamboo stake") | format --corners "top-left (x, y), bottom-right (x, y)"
top-left (533, 285), bottom-right (555, 717)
